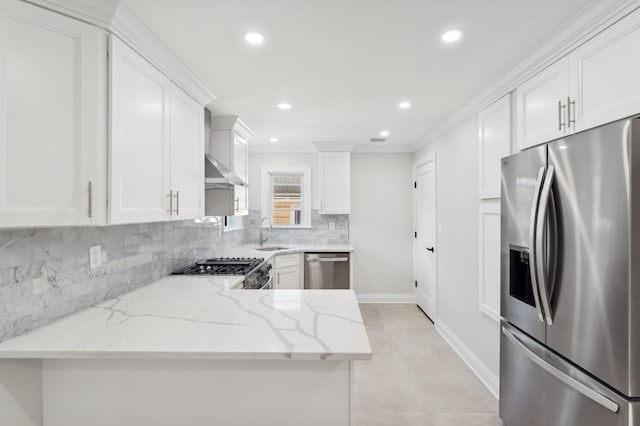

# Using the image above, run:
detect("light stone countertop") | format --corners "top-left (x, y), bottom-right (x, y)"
top-left (0, 275), bottom-right (371, 361)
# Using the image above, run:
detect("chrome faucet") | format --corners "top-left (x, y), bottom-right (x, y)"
top-left (259, 217), bottom-right (272, 246)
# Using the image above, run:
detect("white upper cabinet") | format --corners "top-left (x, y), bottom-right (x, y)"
top-left (478, 94), bottom-right (511, 199)
top-left (0, 0), bottom-right (107, 227)
top-left (515, 57), bottom-right (569, 150)
top-left (169, 85), bottom-right (205, 220)
top-left (110, 36), bottom-right (205, 224)
top-left (516, 7), bottom-right (640, 150)
top-left (318, 152), bottom-right (351, 215)
top-left (569, 8), bottom-right (640, 132)
top-left (109, 35), bottom-right (172, 224)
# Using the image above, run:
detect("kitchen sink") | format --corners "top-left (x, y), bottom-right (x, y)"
top-left (254, 246), bottom-right (289, 251)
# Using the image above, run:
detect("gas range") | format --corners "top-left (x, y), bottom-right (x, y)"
top-left (173, 257), bottom-right (272, 289)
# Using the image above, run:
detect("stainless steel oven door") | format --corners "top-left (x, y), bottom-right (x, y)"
top-left (501, 145), bottom-right (547, 343)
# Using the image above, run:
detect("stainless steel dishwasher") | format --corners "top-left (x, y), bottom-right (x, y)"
top-left (304, 252), bottom-right (350, 289)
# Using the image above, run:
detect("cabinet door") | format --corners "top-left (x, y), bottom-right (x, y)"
top-left (170, 85), bottom-right (204, 220)
top-left (478, 94), bottom-right (511, 199)
top-left (570, 8), bottom-right (640, 132)
top-left (515, 57), bottom-right (569, 150)
top-left (0, 0), bottom-right (107, 227)
top-left (319, 152), bottom-right (351, 214)
top-left (233, 185), bottom-right (248, 216)
top-left (478, 200), bottom-right (501, 322)
top-left (109, 35), bottom-right (171, 224)
top-left (276, 266), bottom-right (302, 289)
top-left (233, 135), bottom-right (248, 182)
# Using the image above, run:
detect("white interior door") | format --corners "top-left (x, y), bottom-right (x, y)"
top-left (414, 156), bottom-right (437, 320)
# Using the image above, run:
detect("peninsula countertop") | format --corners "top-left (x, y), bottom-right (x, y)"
top-left (0, 275), bottom-right (371, 361)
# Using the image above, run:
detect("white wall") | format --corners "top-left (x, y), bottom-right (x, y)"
top-left (415, 116), bottom-right (500, 386)
top-left (350, 153), bottom-right (414, 298)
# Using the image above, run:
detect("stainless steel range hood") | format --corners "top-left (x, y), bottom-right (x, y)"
top-left (204, 154), bottom-right (247, 189)
top-left (204, 110), bottom-right (249, 189)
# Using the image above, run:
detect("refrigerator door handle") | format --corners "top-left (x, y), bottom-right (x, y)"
top-left (529, 167), bottom-right (546, 323)
top-left (502, 326), bottom-right (620, 413)
top-left (536, 164), bottom-right (555, 325)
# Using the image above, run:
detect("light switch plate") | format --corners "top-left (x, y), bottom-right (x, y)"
top-left (89, 245), bottom-right (102, 269)
top-left (329, 222), bottom-right (336, 231)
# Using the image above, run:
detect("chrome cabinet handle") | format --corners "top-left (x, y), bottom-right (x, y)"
top-left (502, 325), bottom-right (619, 413)
top-left (174, 191), bottom-right (180, 216)
top-left (277, 272), bottom-right (280, 286)
top-left (426, 247), bottom-right (434, 252)
top-left (558, 101), bottom-right (566, 131)
top-left (567, 97), bottom-right (576, 129)
top-left (235, 198), bottom-right (239, 213)
top-left (536, 165), bottom-right (556, 325)
top-left (529, 167), bottom-right (546, 323)
top-left (167, 190), bottom-right (173, 216)
top-left (88, 181), bottom-right (93, 218)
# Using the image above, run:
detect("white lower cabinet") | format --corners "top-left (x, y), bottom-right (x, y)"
top-left (274, 253), bottom-right (303, 289)
top-left (478, 200), bottom-right (501, 322)
top-left (109, 35), bottom-right (204, 224)
top-left (0, 0), bottom-right (107, 227)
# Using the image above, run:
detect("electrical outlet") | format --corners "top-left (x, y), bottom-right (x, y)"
top-left (329, 222), bottom-right (336, 231)
top-left (89, 245), bottom-right (102, 269)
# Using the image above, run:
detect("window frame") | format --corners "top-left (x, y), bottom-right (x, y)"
top-left (261, 166), bottom-right (312, 229)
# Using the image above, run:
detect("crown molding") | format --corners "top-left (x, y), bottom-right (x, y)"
top-left (21, 0), bottom-right (216, 107)
top-left (412, 0), bottom-right (640, 151)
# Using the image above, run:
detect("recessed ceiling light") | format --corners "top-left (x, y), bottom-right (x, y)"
top-left (278, 102), bottom-right (292, 110)
top-left (380, 130), bottom-right (390, 137)
top-left (270, 137), bottom-right (278, 143)
top-left (398, 101), bottom-right (411, 109)
top-left (441, 30), bottom-right (462, 43)
top-left (244, 32), bottom-right (264, 45)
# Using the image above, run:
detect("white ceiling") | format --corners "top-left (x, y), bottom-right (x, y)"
top-left (124, 0), bottom-right (593, 149)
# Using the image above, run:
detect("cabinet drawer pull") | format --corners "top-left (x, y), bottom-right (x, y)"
top-left (174, 191), bottom-right (180, 216)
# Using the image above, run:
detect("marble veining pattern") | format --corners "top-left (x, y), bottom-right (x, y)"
top-left (0, 276), bottom-right (372, 360)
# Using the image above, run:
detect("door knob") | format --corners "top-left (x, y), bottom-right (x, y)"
top-left (426, 247), bottom-right (435, 252)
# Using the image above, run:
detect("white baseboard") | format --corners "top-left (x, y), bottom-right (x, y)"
top-left (356, 293), bottom-right (415, 304)
top-left (435, 320), bottom-right (499, 399)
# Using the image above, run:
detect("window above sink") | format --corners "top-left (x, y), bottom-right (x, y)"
top-left (261, 166), bottom-right (312, 228)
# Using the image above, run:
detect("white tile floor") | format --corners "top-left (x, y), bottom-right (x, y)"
top-left (353, 304), bottom-right (503, 426)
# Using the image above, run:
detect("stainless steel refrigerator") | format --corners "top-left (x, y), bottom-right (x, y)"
top-left (500, 117), bottom-right (640, 426)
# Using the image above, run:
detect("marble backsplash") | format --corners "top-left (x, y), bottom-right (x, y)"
top-left (0, 220), bottom-right (241, 343)
top-left (243, 210), bottom-right (349, 245)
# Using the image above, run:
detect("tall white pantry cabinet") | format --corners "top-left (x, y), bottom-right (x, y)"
top-left (0, 0), bottom-right (206, 228)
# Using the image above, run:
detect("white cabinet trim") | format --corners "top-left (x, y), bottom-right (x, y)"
top-left (478, 200), bottom-right (501, 322)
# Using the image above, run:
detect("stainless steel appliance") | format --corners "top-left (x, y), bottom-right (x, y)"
top-left (500, 117), bottom-right (640, 426)
top-left (304, 253), bottom-right (350, 289)
top-left (173, 257), bottom-right (272, 289)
